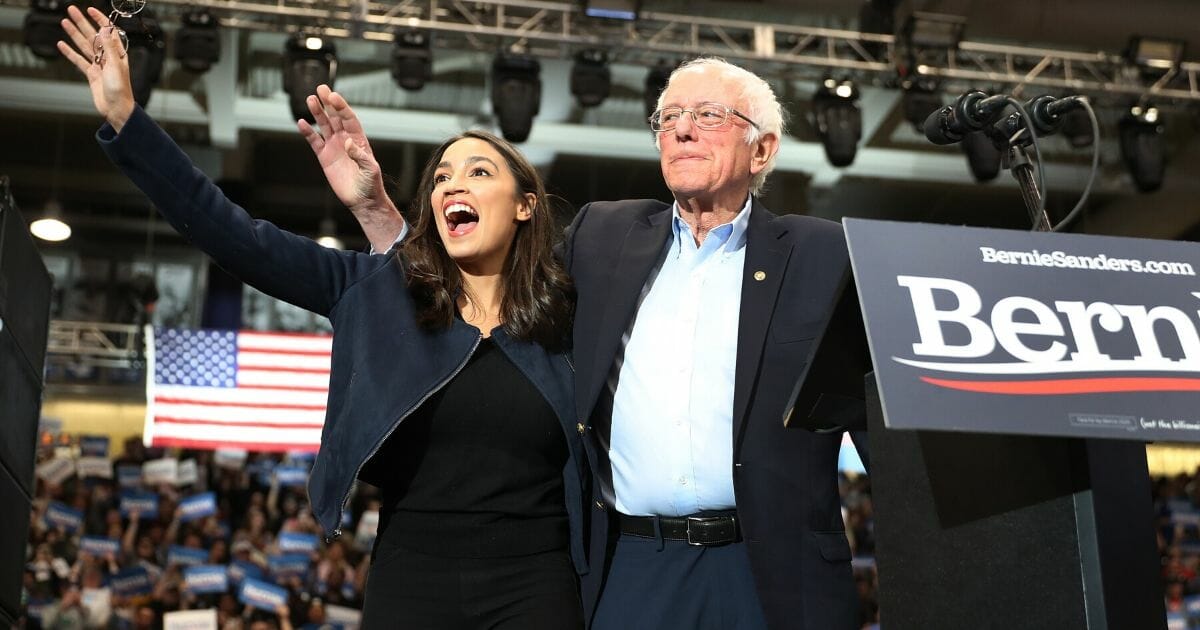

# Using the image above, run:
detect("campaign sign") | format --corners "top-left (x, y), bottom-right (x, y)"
top-left (227, 560), bottom-right (264, 585)
top-left (163, 609), bottom-right (218, 630)
top-left (79, 536), bottom-right (121, 557)
top-left (238, 577), bottom-right (289, 612)
top-left (278, 532), bottom-right (319, 553)
top-left (79, 435), bottom-right (110, 457)
top-left (267, 553), bottom-right (311, 578)
top-left (845, 218), bottom-right (1200, 442)
top-left (176, 459), bottom-right (199, 486)
top-left (117, 464), bottom-right (143, 488)
top-left (120, 490), bottom-right (159, 518)
top-left (111, 566), bottom-right (153, 596)
top-left (325, 604), bottom-right (362, 630)
top-left (44, 502), bottom-right (84, 533)
top-left (168, 545), bottom-right (211, 567)
top-left (183, 565), bottom-right (230, 594)
top-left (179, 492), bottom-right (217, 522)
top-left (143, 457), bottom-right (179, 485)
top-left (214, 449), bottom-right (248, 470)
top-left (76, 456), bottom-right (113, 479)
top-left (273, 466), bottom-right (308, 487)
top-left (36, 457), bottom-right (75, 485)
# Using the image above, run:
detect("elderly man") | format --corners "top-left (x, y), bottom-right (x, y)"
top-left (305, 57), bottom-right (861, 630)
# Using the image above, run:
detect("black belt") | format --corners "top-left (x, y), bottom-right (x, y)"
top-left (618, 512), bottom-right (741, 546)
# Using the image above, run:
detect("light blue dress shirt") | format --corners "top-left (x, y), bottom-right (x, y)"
top-left (608, 198), bottom-right (751, 516)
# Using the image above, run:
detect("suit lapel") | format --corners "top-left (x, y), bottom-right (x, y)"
top-left (583, 208), bottom-right (673, 416)
top-left (732, 201), bottom-right (793, 451)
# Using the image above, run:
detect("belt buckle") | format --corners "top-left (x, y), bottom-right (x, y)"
top-left (686, 516), bottom-right (725, 546)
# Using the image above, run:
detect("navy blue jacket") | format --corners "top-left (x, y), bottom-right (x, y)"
top-left (98, 107), bottom-right (591, 574)
top-left (565, 199), bottom-right (857, 629)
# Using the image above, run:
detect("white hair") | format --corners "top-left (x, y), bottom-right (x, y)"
top-left (653, 56), bottom-right (785, 195)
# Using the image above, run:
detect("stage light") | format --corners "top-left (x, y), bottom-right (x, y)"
top-left (1126, 36), bottom-right (1185, 74)
top-left (813, 79), bottom-right (862, 168)
top-left (391, 28), bottom-right (432, 91)
top-left (120, 9), bottom-right (165, 107)
top-left (283, 32), bottom-right (337, 124)
top-left (644, 59), bottom-right (674, 119)
top-left (584, 0), bottom-right (639, 20)
top-left (174, 8), bottom-right (220, 73)
top-left (23, 0), bottom-right (66, 59)
top-left (316, 217), bottom-right (343, 249)
top-left (30, 200), bottom-right (71, 242)
top-left (1119, 105), bottom-right (1166, 193)
top-left (570, 49), bottom-right (611, 108)
top-left (902, 12), bottom-right (966, 50)
top-left (491, 52), bottom-right (541, 143)
top-left (901, 77), bottom-right (942, 133)
top-left (961, 130), bottom-right (1001, 182)
top-left (1059, 109), bottom-right (1093, 148)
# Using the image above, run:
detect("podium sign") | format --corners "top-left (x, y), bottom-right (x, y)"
top-left (845, 217), bottom-right (1200, 441)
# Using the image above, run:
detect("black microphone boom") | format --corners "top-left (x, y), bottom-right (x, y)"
top-left (923, 90), bottom-right (1010, 145)
top-left (1024, 95), bottom-right (1085, 135)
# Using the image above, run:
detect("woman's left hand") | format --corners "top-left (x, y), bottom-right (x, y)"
top-left (56, 4), bottom-right (137, 132)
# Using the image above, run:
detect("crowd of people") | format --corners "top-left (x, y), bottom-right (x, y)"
top-left (22, 433), bottom-right (882, 630)
top-left (24, 436), bottom-right (378, 630)
top-left (1154, 472), bottom-right (1200, 626)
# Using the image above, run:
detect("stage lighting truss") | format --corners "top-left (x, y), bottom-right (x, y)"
top-left (174, 8), bottom-right (220, 73)
top-left (7, 0), bottom-right (1198, 106)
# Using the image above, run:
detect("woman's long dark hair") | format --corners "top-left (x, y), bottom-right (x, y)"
top-left (401, 130), bottom-right (574, 350)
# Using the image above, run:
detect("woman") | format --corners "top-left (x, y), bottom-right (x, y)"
top-left (57, 7), bottom-right (588, 628)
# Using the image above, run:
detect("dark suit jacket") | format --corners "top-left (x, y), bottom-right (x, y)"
top-left (564, 198), bottom-right (858, 630)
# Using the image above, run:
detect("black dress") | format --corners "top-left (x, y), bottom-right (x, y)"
top-left (359, 337), bottom-right (582, 629)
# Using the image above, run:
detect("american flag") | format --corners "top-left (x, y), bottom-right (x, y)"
top-left (144, 327), bottom-right (331, 452)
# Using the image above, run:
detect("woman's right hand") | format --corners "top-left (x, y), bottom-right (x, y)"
top-left (56, 5), bottom-right (136, 132)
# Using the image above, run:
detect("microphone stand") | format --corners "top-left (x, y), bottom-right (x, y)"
top-left (1005, 145), bottom-right (1052, 232)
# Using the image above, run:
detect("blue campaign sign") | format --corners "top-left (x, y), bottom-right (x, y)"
top-left (239, 577), bottom-right (289, 612)
top-left (79, 536), bottom-right (121, 557)
top-left (79, 435), bottom-right (110, 457)
top-left (111, 567), bottom-right (153, 596)
top-left (184, 564), bottom-right (230, 594)
top-left (268, 553), bottom-right (311, 578)
top-left (119, 490), bottom-right (159, 519)
top-left (227, 560), bottom-right (264, 585)
top-left (167, 545), bottom-right (211, 567)
top-left (117, 464), bottom-right (143, 488)
top-left (44, 502), bottom-right (84, 533)
top-left (278, 532), bottom-right (319, 553)
top-left (179, 492), bottom-right (217, 522)
top-left (844, 218), bottom-right (1200, 442)
top-left (274, 466), bottom-right (309, 487)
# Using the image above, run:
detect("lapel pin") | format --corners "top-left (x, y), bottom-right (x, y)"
top-left (753, 270), bottom-right (766, 281)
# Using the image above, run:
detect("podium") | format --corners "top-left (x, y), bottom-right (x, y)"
top-left (0, 178), bottom-right (53, 626)
top-left (788, 218), bottom-right (1188, 629)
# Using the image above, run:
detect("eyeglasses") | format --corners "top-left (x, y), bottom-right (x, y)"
top-left (648, 103), bottom-right (761, 132)
top-left (92, 0), bottom-right (148, 66)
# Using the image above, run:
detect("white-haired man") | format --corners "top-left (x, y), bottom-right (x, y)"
top-left (310, 57), bottom-right (861, 630)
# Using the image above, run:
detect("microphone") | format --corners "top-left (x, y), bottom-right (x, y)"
top-left (923, 90), bottom-right (1011, 145)
top-left (1023, 95), bottom-right (1086, 135)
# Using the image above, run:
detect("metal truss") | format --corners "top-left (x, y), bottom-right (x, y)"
top-left (47, 320), bottom-right (142, 369)
top-left (3, 0), bottom-right (1195, 104)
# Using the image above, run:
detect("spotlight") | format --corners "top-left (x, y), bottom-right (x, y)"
top-left (902, 12), bottom-right (966, 50)
top-left (961, 130), bottom-right (1001, 182)
top-left (491, 52), bottom-right (541, 143)
top-left (30, 199), bottom-right (71, 242)
top-left (316, 217), bottom-right (343, 249)
top-left (570, 49), bottom-right (611, 108)
top-left (283, 32), bottom-right (338, 124)
top-left (584, 0), bottom-right (639, 20)
top-left (1119, 105), bottom-right (1166, 193)
top-left (120, 9), bottom-right (165, 107)
top-left (644, 59), bottom-right (674, 119)
top-left (174, 8), bottom-right (220, 73)
top-left (1126, 36), bottom-right (1185, 76)
top-left (1059, 109), bottom-right (1093, 148)
top-left (901, 77), bottom-right (942, 133)
top-left (813, 78), bottom-right (862, 168)
top-left (23, 0), bottom-right (66, 59)
top-left (391, 28), bottom-right (432, 91)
